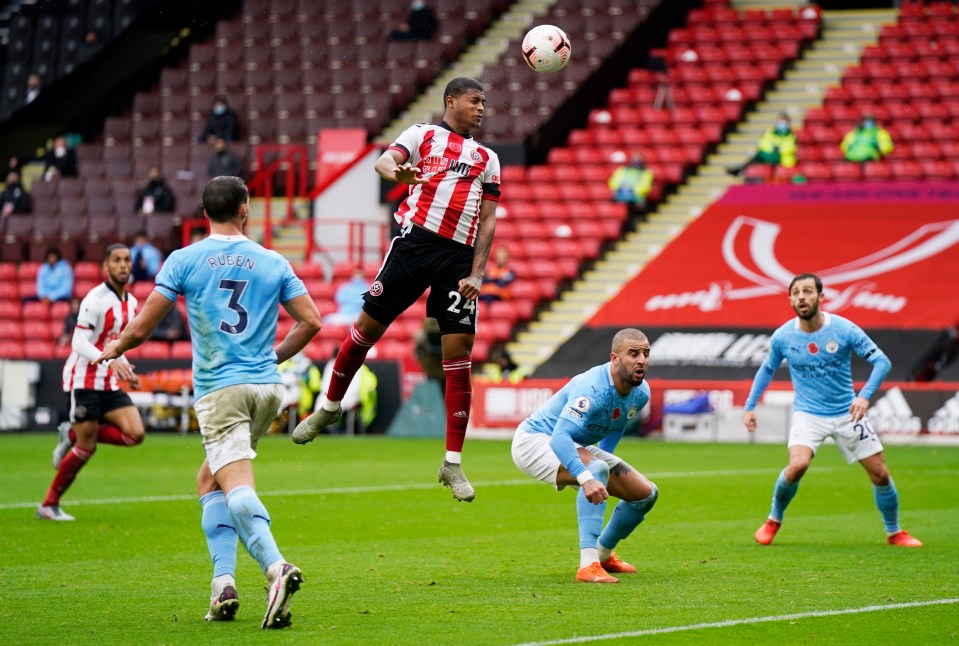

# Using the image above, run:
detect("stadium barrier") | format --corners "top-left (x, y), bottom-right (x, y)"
top-left (470, 379), bottom-right (959, 442)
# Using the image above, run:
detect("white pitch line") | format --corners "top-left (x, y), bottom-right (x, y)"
top-left (513, 598), bottom-right (959, 645)
top-left (0, 467), bottom-right (793, 511)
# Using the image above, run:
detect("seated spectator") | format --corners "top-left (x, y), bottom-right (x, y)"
top-left (149, 305), bottom-right (189, 342)
top-left (24, 74), bottom-right (41, 105)
top-left (199, 95), bottom-right (240, 143)
top-left (480, 347), bottom-right (525, 383)
top-left (1, 171), bottom-right (32, 216)
top-left (207, 136), bottom-right (243, 178)
top-left (389, 1), bottom-right (438, 41)
top-left (608, 153), bottom-right (654, 215)
top-left (32, 248), bottom-right (73, 303)
top-left (728, 113), bottom-right (797, 177)
top-left (324, 267), bottom-right (369, 325)
top-left (6, 155), bottom-right (23, 176)
top-left (480, 246), bottom-right (515, 303)
top-left (57, 297), bottom-right (82, 346)
top-left (134, 166), bottom-right (176, 215)
top-left (130, 231), bottom-right (163, 282)
top-left (43, 136), bottom-right (79, 180)
top-left (841, 115), bottom-right (894, 163)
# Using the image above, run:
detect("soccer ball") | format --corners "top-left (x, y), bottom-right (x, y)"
top-left (521, 25), bottom-right (572, 74)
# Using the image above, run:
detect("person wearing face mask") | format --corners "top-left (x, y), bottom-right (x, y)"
top-left (841, 114), bottom-right (893, 164)
top-left (43, 136), bottom-right (79, 181)
top-left (199, 95), bottom-right (240, 143)
top-left (134, 166), bottom-right (176, 215)
top-left (389, 1), bottom-right (438, 41)
top-left (728, 112), bottom-right (797, 178)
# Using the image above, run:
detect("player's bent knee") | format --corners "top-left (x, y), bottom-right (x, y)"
top-left (628, 483), bottom-right (658, 515)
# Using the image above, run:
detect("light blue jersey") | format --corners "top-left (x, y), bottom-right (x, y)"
top-left (154, 234), bottom-right (307, 399)
top-left (520, 363), bottom-right (651, 479)
top-left (745, 312), bottom-right (890, 417)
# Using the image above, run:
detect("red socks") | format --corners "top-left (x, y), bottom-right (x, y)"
top-left (443, 357), bottom-right (472, 453)
top-left (69, 424), bottom-right (141, 446)
top-left (96, 424), bottom-right (141, 446)
top-left (43, 445), bottom-right (94, 506)
top-left (326, 325), bottom-right (376, 402)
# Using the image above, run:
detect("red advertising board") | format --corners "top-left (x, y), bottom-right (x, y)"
top-left (590, 183), bottom-right (959, 329)
top-left (315, 128), bottom-right (368, 186)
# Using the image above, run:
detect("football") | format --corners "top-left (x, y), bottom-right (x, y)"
top-left (521, 25), bottom-right (572, 74)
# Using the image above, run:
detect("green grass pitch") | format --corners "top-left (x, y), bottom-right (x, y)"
top-left (1, 433), bottom-right (957, 644)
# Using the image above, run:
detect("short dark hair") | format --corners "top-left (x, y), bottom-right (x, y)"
top-left (104, 243), bottom-right (129, 261)
top-left (203, 176), bottom-right (248, 223)
top-left (789, 273), bottom-right (823, 293)
top-left (45, 247), bottom-right (61, 261)
top-left (442, 77), bottom-right (484, 109)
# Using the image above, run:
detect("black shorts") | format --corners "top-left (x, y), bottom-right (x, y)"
top-left (363, 224), bottom-right (477, 335)
top-left (68, 389), bottom-right (135, 423)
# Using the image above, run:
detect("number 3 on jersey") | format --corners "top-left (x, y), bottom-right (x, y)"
top-left (219, 279), bottom-right (249, 335)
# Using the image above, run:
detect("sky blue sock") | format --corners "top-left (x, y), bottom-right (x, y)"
top-left (200, 491), bottom-right (237, 579)
top-left (576, 461), bottom-right (610, 550)
top-left (874, 478), bottom-right (900, 534)
top-left (225, 485), bottom-right (283, 574)
top-left (599, 485), bottom-right (658, 550)
top-left (770, 469), bottom-right (799, 522)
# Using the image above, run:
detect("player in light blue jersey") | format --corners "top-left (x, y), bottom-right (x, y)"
top-left (744, 273), bottom-right (922, 548)
top-left (512, 328), bottom-right (658, 583)
top-left (95, 177), bottom-right (323, 627)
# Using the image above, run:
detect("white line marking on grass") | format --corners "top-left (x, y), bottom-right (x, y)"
top-left (0, 467), bottom-right (806, 511)
top-left (513, 598), bottom-right (959, 645)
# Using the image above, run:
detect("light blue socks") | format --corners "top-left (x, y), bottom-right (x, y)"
top-left (770, 469), bottom-right (799, 522)
top-left (576, 461), bottom-right (610, 549)
top-left (598, 484), bottom-right (659, 550)
top-left (199, 491), bottom-right (237, 578)
top-left (225, 485), bottom-right (283, 574)
top-left (874, 478), bottom-right (901, 534)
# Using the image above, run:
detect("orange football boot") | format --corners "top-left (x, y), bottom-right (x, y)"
top-left (576, 562), bottom-right (619, 583)
top-left (887, 530), bottom-right (923, 547)
top-left (600, 552), bottom-right (637, 574)
top-left (754, 519), bottom-right (781, 545)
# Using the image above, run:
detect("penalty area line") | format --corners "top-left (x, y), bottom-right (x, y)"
top-left (512, 598), bottom-right (959, 645)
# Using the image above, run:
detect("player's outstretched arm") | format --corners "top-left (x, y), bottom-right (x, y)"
top-left (93, 291), bottom-right (174, 364)
top-left (275, 294), bottom-right (322, 364)
top-left (374, 149), bottom-right (428, 185)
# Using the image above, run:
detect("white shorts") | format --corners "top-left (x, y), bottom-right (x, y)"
top-left (193, 383), bottom-right (283, 475)
top-left (788, 410), bottom-right (884, 464)
top-left (511, 426), bottom-right (624, 491)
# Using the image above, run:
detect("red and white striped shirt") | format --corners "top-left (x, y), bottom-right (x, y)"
top-left (390, 121), bottom-right (501, 246)
top-left (62, 283), bottom-right (137, 392)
